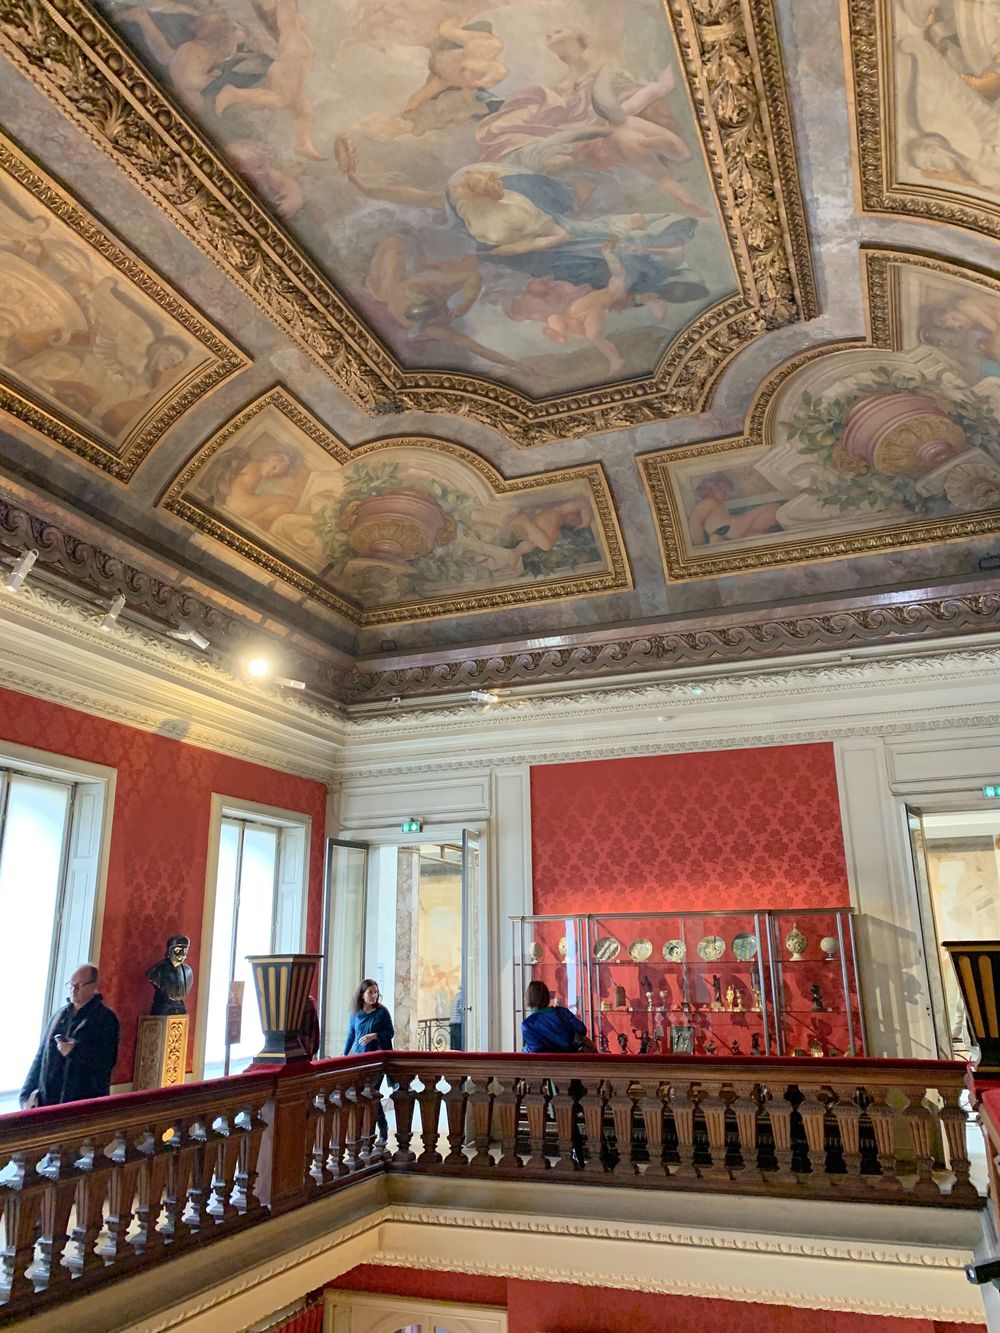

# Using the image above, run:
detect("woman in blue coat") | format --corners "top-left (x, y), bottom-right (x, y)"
top-left (344, 978), bottom-right (394, 1141)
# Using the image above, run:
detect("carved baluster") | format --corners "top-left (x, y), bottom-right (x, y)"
top-left (209, 1112), bottom-right (242, 1222)
top-left (730, 1081), bottom-right (762, 1183)
top-left (605, 1081), bottom-right (635, 1177)
top-left (236, 1104), bottom-right (266, 1213)
top-left (830, 1085), bottom-right (867, 1194)
top-left (390, 1077), bottom-right (417, 1164)
top-left (670, 1081), bottom-right (699, 1179)
top-left (797, 1088), bottom-right (829, 1186)
top-left (1, 1152), bottom-right (49, 1300)
top-left (466, 1078), bottom-right (493, 1167)
top-left (639, 1083), bottom-right (666, 1176)
top-left (308, 1090), bottom-right (330, 1186)
top-left (357, 1084), bottom-right (377, 1164)
top-left (866, 1088), bottom-right (902, 1193)
top-left (494, 1083), bottom-right (521, 1169)
top-left (133, 1129), bottom-right (170, 1253)
top-left (102, 1131), bottom-right (142, 1262)
top-left (183, 1119), bottom-right (213, 1232)
top-left (442, 1077), bottom-right (468, 1165)
top-left (550, 1081), bottom-right (576, 1174)
top-left (903, 1086), bottom-right (940, 1198)
top-left (415, 1079), bottom-right (444, 1166)
top-left (35, 1146), bottom-right (78, 1292)
top-left (579, 1082), bottom-right (606, 1174)
top-left (68, 1138), bottom-right (106, 1275)
top-left (521, 1081), bottom-right (548, 1169)
top-left (161, 1122), bottom-right (193, 1241)
top-left (939, 1087), bottom-right (978, 1203)
top-left (699, 1081), bottom-right (730, 1180)
top-left (325, 1088), bottom-right (348, 1178)
top-left (764, 1089), bottom-right (797, 1185)
top-left (343, 1089), bottom-right (361, 1171)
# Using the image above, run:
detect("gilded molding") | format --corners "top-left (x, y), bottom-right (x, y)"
top-left (847, 0), bottom-right (1000, 243)
top-left (640, 248), bottom-right (1000, 580)
top-left (160, 387), bottom-right (632, 626)
top-left (0, 0), bottom-right (815, 445)
top-left (0, 131), bottom-right (246, 480)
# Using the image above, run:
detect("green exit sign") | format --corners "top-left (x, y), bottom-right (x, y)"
top-left (984, 786), bottom-right (1000, 799)
top-left (401, 817), bottom-right (423, 833)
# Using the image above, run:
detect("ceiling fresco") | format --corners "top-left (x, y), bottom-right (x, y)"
top-left (850, 0), bottom-right (1000, 240)
top-left (0, 0), bottom-right (814, 443)
top-left (0, 0), bottom-right (998, 697)
top-left (0, 130), bottom-right (245, 480)
top-left (161, 388), bottom-right (630, 623)
top-left (641, 252), bottom-right (1000, 579)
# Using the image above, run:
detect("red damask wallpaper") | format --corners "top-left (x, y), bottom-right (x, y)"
top-left (0, 686), bottom-right (327, 1083)
top-left (530, 744), bottom-right (850, 916)
top-left (328, 1267), bottom-right (979, 1331)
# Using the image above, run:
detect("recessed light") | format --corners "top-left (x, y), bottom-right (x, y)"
top-left (246, 656), bottom-right (271, 679)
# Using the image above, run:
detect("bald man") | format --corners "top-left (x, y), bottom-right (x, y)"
top-left (20, 963), bottom-right (120, 1108)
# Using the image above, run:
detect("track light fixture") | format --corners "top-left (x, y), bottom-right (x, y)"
top-left (277, 676), bottom-right (306, 690)
top-left (469, 688), bottom-right (500, 705)
top-left (3, 548), bottom-right (38, 593)
top-left (99, 594), bottom-right (126, 631)
top-left (171, 622), bottom-right (210, 651)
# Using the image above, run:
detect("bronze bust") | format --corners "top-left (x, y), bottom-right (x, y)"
top-left (146, 935), bottom-right (194, 1016)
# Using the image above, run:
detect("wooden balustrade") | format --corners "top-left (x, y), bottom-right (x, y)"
top-left (0, 1053), bottom-right (984, 1323)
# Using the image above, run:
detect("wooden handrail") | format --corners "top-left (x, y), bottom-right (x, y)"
top-left (0, 1053), bottom-right (984, 1323)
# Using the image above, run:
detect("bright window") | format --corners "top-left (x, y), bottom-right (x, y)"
top-left (0, 760), bottom-right (110, 1105)
top-left (202, 805), bottom-right (309, 1078)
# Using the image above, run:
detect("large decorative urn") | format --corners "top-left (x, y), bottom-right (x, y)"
top-left (340, 489), bottom-right (456, 562)
top-left (841, 393), bottom-right (967, 478)
top-left (246, 953), bottom-right (323, 1065)
top-left (942, 940), bottom-right (1000, 1075)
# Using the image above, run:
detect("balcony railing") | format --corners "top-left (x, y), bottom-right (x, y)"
top-left (0, 1052), bottom-right (983, 1323)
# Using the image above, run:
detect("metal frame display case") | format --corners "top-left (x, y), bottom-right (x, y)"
top-left (512, 908), bottom-right (864, 1056)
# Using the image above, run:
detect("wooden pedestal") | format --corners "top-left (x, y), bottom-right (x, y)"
top-left (133, 1014), bottom-right (188, 1090)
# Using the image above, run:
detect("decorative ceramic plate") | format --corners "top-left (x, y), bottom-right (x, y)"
top-left (731, 932), bottom-right (759, 962)
top-left (557, 936), bottom-right (568, 959)
top-left (628, 938), bottom-right (653, 962)
top-left (696, 935), bottom-right (726, 962)
top-left (526, 942), bottom-right (542, 964)
top-left (662, 939), bottom-right (686, 963)
top-left (592, 936), bottom-right (621, 963)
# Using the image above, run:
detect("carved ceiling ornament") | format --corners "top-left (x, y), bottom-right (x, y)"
top-left (0, 0), bottom-right (815, 446)
top-left (848, 0), bottom-right (1000, 242)
top-left (641, 249), bottom-right (1000, 580)
top-left (0, 128), bottom-right (246, 480)
top-left (159, 387), bottom-right (631, 626)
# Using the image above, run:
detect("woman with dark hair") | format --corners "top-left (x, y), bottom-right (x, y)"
top-left (521, 979), bottom-right (594, 1053)
top-left (344, 979), bottom-right (394, 1140)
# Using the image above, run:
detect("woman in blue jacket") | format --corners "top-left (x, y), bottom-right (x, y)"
top-left (344, 978), bottom-right (394, 1140)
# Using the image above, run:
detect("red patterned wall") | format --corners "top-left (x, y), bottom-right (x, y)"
top-left (328, 1267), bottom-right (980, 1331)
top-left (0, 686), bottom-right (327, 1083)
top-left (530, 744), bottom-right (850, 915)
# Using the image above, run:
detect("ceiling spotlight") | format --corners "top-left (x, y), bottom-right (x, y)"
top-left (469, 689), bottom-right (499, 705)
top-left (3, 548), bottom-right (38, 593)
top-left (99, 594), bottom-right (126, 631)
top-left (277, 676), bottom-right (306, 690)
top-left (171, 622), bottom-right (210, 651)
top-left (246, 656), bottom-right (272, 679)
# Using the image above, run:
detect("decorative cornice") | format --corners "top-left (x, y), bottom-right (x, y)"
top-left (0, 0), bottom-right (815, 444)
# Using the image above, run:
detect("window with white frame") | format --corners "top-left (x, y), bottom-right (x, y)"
top-left (0, 754), bottom-right (111, 1107)
top-left (201, 800), bottom-right (310, 1078)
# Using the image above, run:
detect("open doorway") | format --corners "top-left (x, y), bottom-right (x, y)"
top-left (324, 831), bottom-right (480, 1055)
top-left (908, 807), bottom-right (1000, 1060)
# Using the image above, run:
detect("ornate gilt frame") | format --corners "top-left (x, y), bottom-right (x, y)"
top-left (0, 130), bottom-right (246, 481)
top-left (160, 387), bottom-right (632, 626)
top-left (847, 0), bottom-right (1000, 241)
top-left (0, 0), bottom-right (815, 446)
top-left (640, 248), bottom-right (1000, 580)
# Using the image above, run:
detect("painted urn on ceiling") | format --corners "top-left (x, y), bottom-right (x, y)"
top-left (841, 393), bottom-right (968, 478)
top-left (338, 488), bottom-right (457, 563)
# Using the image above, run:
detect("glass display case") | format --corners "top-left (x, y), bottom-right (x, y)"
top-left (511, 907), bottom-right (864, 1056)
top-left (512, 914), bottom-right (592, 1048)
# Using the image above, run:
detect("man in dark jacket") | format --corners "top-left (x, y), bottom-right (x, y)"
top-left (20, 964), bottom-right (120, 1108)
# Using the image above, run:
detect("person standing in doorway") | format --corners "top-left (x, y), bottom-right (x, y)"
top-left (343, 979), bottom-right (394, 1141)
top-left (20, 963), bottom-right (120, 1108)
top-left (449, 983), bottom-right (464, 1050)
